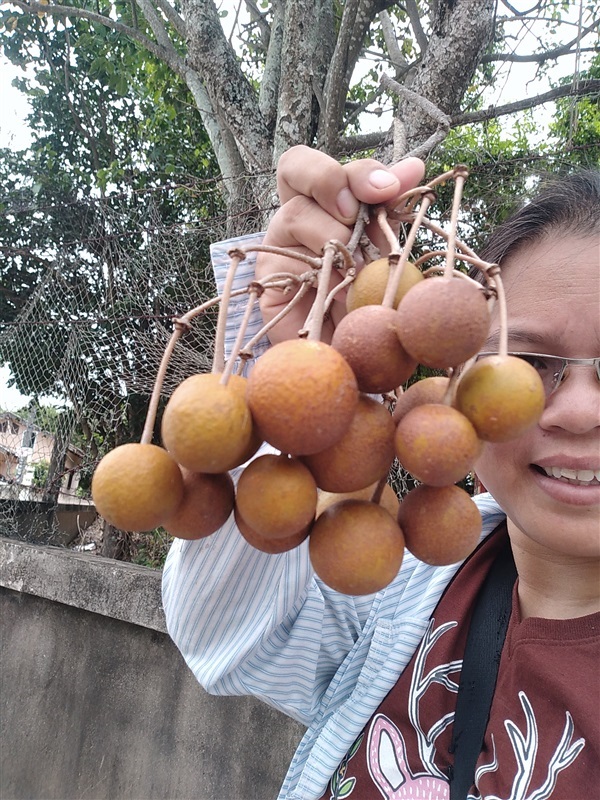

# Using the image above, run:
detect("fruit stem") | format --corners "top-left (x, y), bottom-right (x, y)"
top-left (305, 241), bottom-right (337, 341)
top-left (375, 205), bottom-right (402, 256)
top-left (245, 243), bottom-right (322, 269)
top-left (370, 476), bottom-right (387, 506)
top-left (415, 250), bottom-right (491, 276)
top-left (492, 268), bottom-right (508, 358)
top-left (347, 204), bottom-right (371, 253)
top-left (442, 368), bottom-right (460, 407)
top-left (444, 166), bottom-right (469, 279)
top-left (404, 216), bottom-right (479, 260)
top-left (140, 324), bottom-right (185, 445)
top-left (323, 266), bottom-right (356, 317)
top-left (220, 286), bottom-right (260, 385)
top-left (140, 294), bottom-right (230, 445)
top-left (213, 250), bottom-right (244, 374)
top-left (381, 193), bottom-right (434, 308)
top-left (245, 277), bottom-right (316, 350)
top-left (425, 168), bottom-right (458, 190)
top-left (212, 245), bottom-right (322, 374)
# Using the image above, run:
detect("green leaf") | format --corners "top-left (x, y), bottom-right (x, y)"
top-left (337, 777), bottom-right (356, 798)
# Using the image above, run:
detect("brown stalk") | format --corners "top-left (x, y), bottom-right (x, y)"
top-left (305, 242), bottom-right (337, 341)
top-left (213, 250), bottom-right (244, 374)
top-left (444, 166), bottom-right (469, 279)
top-left (381, 193), bottom-right (434, 308)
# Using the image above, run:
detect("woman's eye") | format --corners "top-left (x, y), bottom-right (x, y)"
top-left (518, 354), bottom-right (550, 372)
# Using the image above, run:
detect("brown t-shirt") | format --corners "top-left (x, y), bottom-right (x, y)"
top-left (321, 526), bottom-right (599, 799)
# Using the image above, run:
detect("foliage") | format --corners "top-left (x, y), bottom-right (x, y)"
top-left (32, 458), bottom-right (49, 487)
top-left (1, 1), bottom-right (598, 562)
top-left (127, 528), bottom-right (173, 569)
top-left (15, 401), bottom-right (60, 434)
top-left (549, 54), bottom-right (600, 167)
top-left (0, 9), bottom-right (223, 455)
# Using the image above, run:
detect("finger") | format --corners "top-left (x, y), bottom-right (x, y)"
top-left (276, 145), bottom-right (425, 225)
top-left (276, 146), bottom-right (360, 222)
top-left (342, 156), bottom-right (426, 210)
top-left (259, 194), bottom-right (354, 256)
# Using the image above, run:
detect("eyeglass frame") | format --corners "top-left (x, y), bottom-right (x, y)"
top-left (476, 352), bottom-right (600, 397)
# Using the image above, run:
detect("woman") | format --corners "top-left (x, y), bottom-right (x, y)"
top-left (162, 147), bottom-right (599, 799)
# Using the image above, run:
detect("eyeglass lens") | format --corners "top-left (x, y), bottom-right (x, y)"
top-left (513, 354), bottom-right (600, 396)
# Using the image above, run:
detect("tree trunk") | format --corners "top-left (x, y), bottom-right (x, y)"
top-left (401, 0), bottom-right (496, 150)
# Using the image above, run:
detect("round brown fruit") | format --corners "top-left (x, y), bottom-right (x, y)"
top-left (331, 305), bottom-right (417, 393)
top-left (398, 483), bottom-right (482, 566)
top-left (346, 257), bottom-right (423, 312)
top-left (161, 372), bottom-right (253, 473)
top-left (235, 453), bottom-right (317, 539)
top-left (316, 482), bottom-right (399, 518)
top-left (91, 443), bottom-right (184, 532)
top-left (392, 376), bottom-right (450, 425)
top-left (246, 339), bottom-right (358, 455)
top-left (394, 403), bottom-right (482, 486)
top-left (235, 507), bottom-right (309, 554)
top-left (226, 373), bottom-right (264, 466)
top-left (396, 277), bottom-right (490, 369)
top-left (301, 395), bottom-right (395, 493)
top-left (309, 499), bottom-right (405, 595)
top-left (163, 469), bottom-right (234, 539)
top-left (455, 355), bottom-right (545, 442)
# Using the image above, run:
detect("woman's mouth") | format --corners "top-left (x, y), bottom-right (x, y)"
top-left (530, 464), bottom-right (600, 506)
top-left (538, 466), bottom-right (600, 486)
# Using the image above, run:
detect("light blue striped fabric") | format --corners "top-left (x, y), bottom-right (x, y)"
top-left (161, 234), bottom-right (507, 800)
top-left (209, 232), bottom-right (270, 374)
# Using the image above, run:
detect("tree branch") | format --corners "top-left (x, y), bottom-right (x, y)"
top-left (500, 0), bottom-right (544, 17)
top-left (405, 0), bottom-right (428, 53)
top-left (338, 79), bottom-right (600, 157)
top-left (10, 0), bottom-right (187, 79)
top-left (379, 9), bottom-right (409, 72)
top-left (381, 72), bottom-right (452, 127)
top-left (318, 0), bottom-right (382, 152)
top-left (482, 19), bottom-right (600, 63)
top-left (152, 0), bottom-right (186, 39)
top-left (136, 0), bottom-right (176, 51)
top-left (451, 79), bottom-right (600, 127)
top-left (182, 0), bottom-right (271, 170)
top-left (258, 0), bottom-right (283, 132)
top-left (243, 0), bottom-right (271, 50)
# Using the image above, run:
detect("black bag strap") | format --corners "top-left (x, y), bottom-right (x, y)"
top-left (448, 536), bottom-right (517, 799)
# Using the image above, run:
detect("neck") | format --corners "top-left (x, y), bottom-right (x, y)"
top-left (507, 520), bottom-right (600, 620)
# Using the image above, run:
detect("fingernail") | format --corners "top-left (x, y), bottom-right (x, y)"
top-left (336, 187), bottom-right (359, 219)
top-left (369, 169), bottom-right (399, 189)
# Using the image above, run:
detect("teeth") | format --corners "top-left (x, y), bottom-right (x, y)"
top-left (542, 466), bottom-right (600, 484)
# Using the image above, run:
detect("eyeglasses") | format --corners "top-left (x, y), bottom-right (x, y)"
top-left (477, 352), bottom-right (600, 397)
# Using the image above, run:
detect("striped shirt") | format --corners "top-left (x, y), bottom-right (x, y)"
top-left (161, 235), bottom-right (507, 800)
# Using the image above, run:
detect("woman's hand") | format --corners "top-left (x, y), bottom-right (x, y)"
top-left (255, 145), bottom-right (425, 344)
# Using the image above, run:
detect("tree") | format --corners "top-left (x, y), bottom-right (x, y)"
top-left (0, 1), bottom-right (598, 557)
top-left (0, 15), bottom-right (223, 462)
top-left (2, 1), bottom-right (598, 233)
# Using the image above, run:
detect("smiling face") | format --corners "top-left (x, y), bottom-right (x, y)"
top-left (474, 231), bottom-right (600, 559)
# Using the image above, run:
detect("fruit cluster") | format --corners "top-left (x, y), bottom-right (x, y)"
top-left (91, 167), bottom-right (545, 595)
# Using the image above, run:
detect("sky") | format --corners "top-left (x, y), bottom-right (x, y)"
top-left (0, 5), bottom-right (594, 412)
top-left (0, 60), bottom-right (33, 150)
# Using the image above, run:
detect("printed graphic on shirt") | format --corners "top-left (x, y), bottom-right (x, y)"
top-left (327, 616), bottom-right (587, 800)
top-left (328, 733), bottom-right (363, 800)
top-left (366, 714), bottom-right (449, 798)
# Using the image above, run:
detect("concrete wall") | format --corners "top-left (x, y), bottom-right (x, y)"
top-left (0, 538), bottom-right (305, 800)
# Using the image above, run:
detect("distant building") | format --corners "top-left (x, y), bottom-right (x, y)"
top-left (0, 411), bottom-right (84, 499)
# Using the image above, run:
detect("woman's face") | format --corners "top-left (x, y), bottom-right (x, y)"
top-left (474, 231), bottom-right (600, 559)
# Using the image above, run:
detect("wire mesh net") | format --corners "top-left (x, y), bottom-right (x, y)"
top-left (0, 189), bottom-right (225, 551)
top-left (1, 145), bottom-right (595, 557)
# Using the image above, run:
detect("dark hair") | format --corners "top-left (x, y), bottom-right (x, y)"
top-left (479, 169), bottom-right (600, 266)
